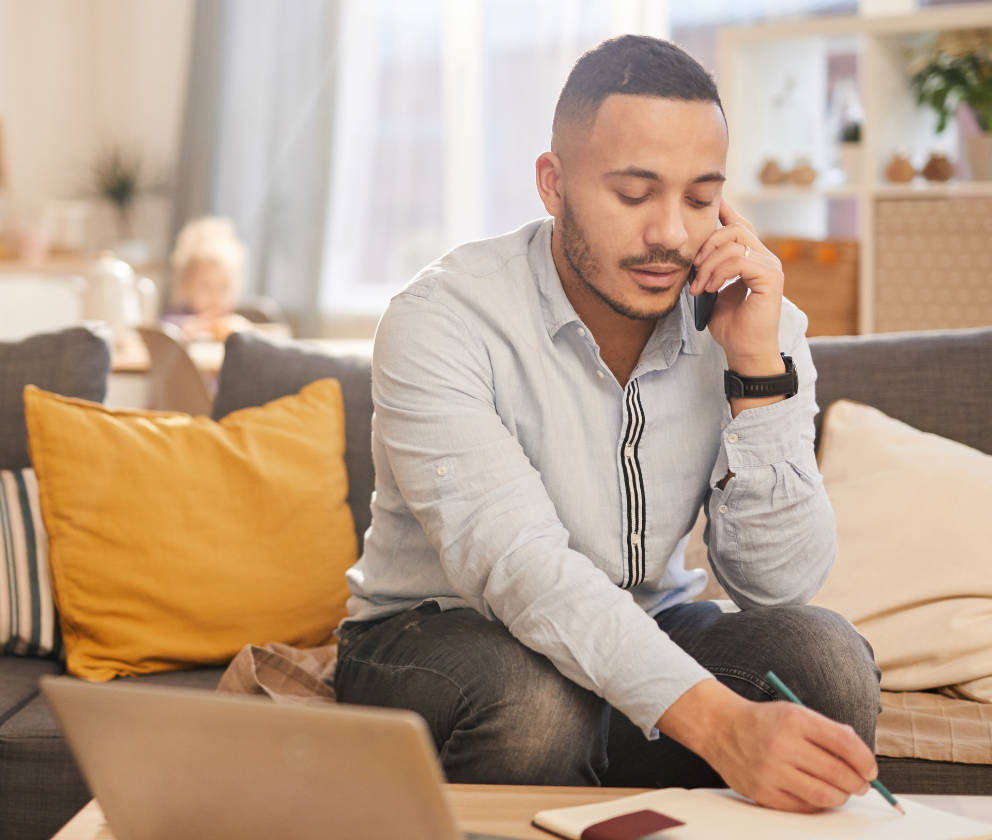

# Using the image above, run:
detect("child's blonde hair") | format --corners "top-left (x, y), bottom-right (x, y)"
top-left (170, 216), bottom-right (247, 292)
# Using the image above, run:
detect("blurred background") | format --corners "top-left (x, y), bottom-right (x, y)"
top-left (1, 0), bottom-right (990, 354)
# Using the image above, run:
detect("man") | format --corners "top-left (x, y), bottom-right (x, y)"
top-left (335, 35), bottom-right (881, 813)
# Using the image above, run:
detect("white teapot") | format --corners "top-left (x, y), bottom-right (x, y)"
top-left (83, 251), bottom-right (143, 334)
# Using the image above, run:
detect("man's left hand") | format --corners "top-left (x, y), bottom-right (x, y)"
top-left (689, 199), bottom-right (784, 377)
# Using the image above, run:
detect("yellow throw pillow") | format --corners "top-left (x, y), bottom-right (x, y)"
top-left (24, 380), bottom-right (356, 681)
top-left (811, 399), bottom-right (992, 699)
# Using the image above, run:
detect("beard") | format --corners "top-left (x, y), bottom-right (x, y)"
top-left (559, 198), bottom-right (691, 322)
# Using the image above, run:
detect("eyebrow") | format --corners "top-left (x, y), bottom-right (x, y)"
top-left (605, 166), bottom-right (726, 185)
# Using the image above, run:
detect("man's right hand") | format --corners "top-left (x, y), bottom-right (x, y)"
top-left (657, 679), bottom-right (877, 813)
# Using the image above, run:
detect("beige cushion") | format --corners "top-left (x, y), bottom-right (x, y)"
top-left (877, 690), bottom-right (992, 763)
top-left (811, 399), bottom-right (992, 699)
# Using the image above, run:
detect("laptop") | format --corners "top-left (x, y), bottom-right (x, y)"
top-left (41, 676), bottom-right (516, 840)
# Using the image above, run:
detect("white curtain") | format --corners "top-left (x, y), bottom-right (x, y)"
top-left (319, 0), bottom-right (668, 320)
top-left (177, 0), bottom-right (667, 332)
top-left (171, 0), bottom-right (341, 336)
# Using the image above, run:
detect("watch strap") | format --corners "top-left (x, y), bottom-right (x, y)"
top-left (724, 353), bottom-right (797, 400)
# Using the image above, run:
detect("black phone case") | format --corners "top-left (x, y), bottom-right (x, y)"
top-left (693, 289), bottom-right (717, 331)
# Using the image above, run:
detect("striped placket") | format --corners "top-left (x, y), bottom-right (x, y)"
top-left (619, 378), bottom-right (646, 588)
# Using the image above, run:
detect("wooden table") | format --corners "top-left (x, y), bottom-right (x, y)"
top-left (0, 255), bottom-right (161, 278)
top-left (51, 785), bottom-right (648, 840)
top-left (110, 334), bottom-right (226, 375)
top-left (51, 787), bottom-right (992, 839)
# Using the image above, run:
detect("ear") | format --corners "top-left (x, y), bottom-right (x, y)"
top-left (535, 151), bottom-right (564, 217)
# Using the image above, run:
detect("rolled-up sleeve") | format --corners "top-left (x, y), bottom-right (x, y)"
top-left (372, 289), bottom-right (713, 736)
top-left (704, 311), bottom-right (838, 609)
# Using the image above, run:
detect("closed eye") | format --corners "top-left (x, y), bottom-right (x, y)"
top-left (617, 193), bottom-right (649, 205)
top-left (686, 196), bottom-right (714, 209)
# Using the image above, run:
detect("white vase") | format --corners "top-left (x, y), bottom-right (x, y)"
top-left (965, 133), bottom-right (992, 182)
top-left (84, 252), bottom-right (142, 337)
top-left (839, 142), bottom-right (863, 185)
top-left (134, 275), bottom-right (159, 324)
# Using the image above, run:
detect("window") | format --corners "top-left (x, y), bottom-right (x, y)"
top-left (320, 0), bottom-right (664, 316)
top-left (318, 0), bottom-right (903, 318)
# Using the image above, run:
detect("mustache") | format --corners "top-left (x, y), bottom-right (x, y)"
top-left (618, 249), bottom-right (693, 270)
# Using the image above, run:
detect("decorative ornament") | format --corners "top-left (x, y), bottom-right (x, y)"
top-left (789, 159), bottom-right (817, 186)
top-left (922, 151), bottom-right (955, 181)
top-left (778, 240), bottom-right (802, 261)
top-left (816, 244), bottom-right (839, 265)
top-left (884, 153), bottom-right (916, 183)
top-left (759, 159), bottom-right (788, 185)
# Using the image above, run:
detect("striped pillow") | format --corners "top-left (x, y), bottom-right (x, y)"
top-left (1, 468), bottom-right (61, 657)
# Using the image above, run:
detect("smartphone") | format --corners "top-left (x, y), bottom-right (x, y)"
top-left (691, 265), bottom-right (717, 331)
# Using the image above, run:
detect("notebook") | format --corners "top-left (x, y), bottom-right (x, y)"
top-left (532, 786), bottom-right (992, 840)
top-left (41, 676), bottom-right (514, 840)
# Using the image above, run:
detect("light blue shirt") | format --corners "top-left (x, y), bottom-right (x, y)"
top-left (346, 218), bottom-right (837, 736)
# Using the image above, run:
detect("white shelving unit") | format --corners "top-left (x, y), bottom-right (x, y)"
top-left (718, 3), bottom-right (992, 333)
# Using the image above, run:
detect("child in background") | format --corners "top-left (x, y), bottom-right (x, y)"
top-left (165, 216), bottom-right (252, 341)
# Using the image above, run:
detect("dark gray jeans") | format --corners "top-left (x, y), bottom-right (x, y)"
top-left (333, 601), bottom-right (881, 787)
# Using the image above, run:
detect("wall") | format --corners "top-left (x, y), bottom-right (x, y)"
top-left (0, 0), bottom-right (194, 259)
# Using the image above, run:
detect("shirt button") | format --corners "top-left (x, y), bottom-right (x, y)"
top-left (718, 504), bottom-right (729, 514)
top-left (436, 465), bottom-right (448, 477)
top-left (596, 369), bottom-right (605, 379)
top-left (727, 433), bottom-right (739, 443)
top-left (577, 327), bottom-right (586, 337)
top-left (631, 533), bottom-right (641, 546)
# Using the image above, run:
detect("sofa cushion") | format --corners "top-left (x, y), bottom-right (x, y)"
top-left (0, 658), bottom-right (77, 840)
top-left (811, 399), bottom-right (992, 698)
top-left (213, 333), bottom-right (374, 549)
top-left (0, 657), bottom-right (63, 725)
top-left (878, 756), bottom-right (992, 795)
top-left (877, 690), bottom-right (992, 765)
top-left (1, 469), bottom-right (61, 658)
top-left (0, 326), bottom-right (111, 470)
top-left (23, 380), bottom-right (357, 681)
top-left (809, 327), bottom-right (992, 455)
top-left (0, 699), bottom-right (90, 840)
top-left (1, 664), bottom-right (225, 840)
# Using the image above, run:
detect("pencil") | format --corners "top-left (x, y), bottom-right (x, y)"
top-left (764, 670), bottom-right (905, 815)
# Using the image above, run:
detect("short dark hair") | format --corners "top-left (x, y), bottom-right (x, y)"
top-left (552, 35), bottom-right (723, 149)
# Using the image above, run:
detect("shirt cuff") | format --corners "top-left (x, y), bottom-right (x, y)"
top-left (720, 393), bottom-right (805, 469)
top-left (607, 654), bottom-right (716, 739)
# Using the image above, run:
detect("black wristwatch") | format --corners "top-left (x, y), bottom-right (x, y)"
top-left (724, 353), bottom-right (798, 400)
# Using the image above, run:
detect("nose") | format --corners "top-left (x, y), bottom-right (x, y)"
top-left (643, 198), bottom-right (689, 252)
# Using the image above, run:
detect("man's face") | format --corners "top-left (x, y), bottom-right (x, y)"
top-left (552, 95), bottom-right (728, 322)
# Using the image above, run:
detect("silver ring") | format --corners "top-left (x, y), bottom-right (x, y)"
top-left (743, 244), bottom-right (751, 259)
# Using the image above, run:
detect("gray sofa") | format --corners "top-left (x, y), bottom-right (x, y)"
top-left (1, 325), bottom-right (990, 840)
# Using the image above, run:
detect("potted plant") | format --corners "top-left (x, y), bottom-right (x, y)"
top-left (92, 146), bottom-right (143, 239)
top-left (910, 28), bottom-right (992, 180)
top-left (839, 121), bottom-right (862, 184)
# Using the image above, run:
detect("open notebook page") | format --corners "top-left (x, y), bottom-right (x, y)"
top-left (533, 788), bottom-right (992, 840)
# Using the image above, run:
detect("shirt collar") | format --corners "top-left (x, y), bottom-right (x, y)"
top-left (529, 218), bottom-right (582, 338)
top-left (528, 217), bottom-right (703, 362)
